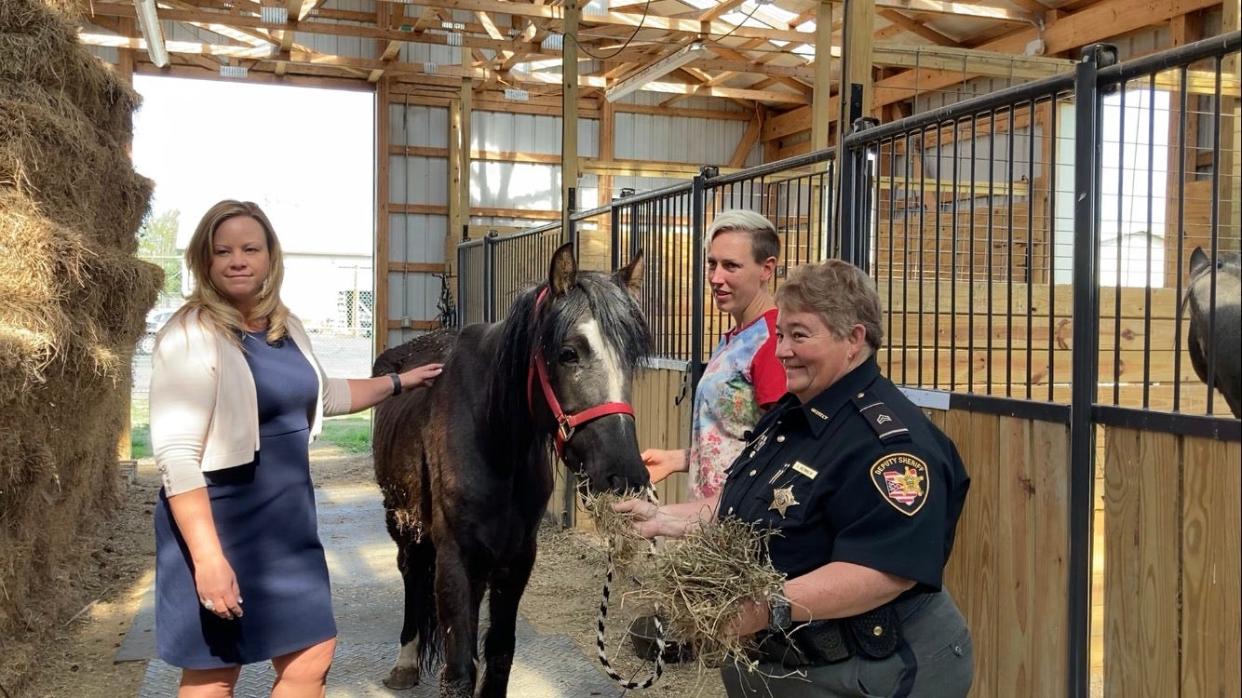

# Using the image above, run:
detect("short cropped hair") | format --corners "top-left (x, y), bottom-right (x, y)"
top-left (776, 259), bottom-right (883, 352)
top-left (707, 209), bottom-right (780, 263)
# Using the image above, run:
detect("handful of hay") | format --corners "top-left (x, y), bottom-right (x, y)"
top-left (581, 491), bottom-right (786, 670)
top-left (635, 518), bottom-right (786, 669)
top-left (581, 489), bottom-right (655, 570)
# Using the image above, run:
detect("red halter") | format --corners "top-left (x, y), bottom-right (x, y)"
top-left (526, 288), bottom-right (636, 458)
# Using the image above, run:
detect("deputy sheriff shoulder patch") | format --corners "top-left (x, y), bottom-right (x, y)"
top-left (869, 453), bottom-right (930, 516)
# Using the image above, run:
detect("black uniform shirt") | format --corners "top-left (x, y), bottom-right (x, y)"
top-left (717, 357), bottom-right (970, 590)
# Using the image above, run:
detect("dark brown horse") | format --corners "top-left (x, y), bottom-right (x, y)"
top-left (372, 243), bottom-right (651, 697)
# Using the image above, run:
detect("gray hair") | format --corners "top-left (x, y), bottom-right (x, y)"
top-left (776, 259), bottom-right (884, 352)
top-left (707, 209), bottom-right (780, 263)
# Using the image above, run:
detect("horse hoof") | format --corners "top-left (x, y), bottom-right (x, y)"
top-left (383, 666), bottom-right (420, 690)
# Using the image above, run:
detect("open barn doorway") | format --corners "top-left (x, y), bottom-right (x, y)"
top-left (127, 75), bottom-right (375, 459)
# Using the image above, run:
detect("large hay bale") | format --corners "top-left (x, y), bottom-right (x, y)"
top-left (0, 0), bottom-right (139, 138)
top-left (0, 0), bottom-right (158, 690)
top-left (0, 92), bottom-right (153, 252)
top-left (0, 192), bottom-right (160, 404)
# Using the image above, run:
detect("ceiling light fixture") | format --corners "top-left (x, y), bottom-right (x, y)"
top-left (605, 41), bottom-right (711, 102)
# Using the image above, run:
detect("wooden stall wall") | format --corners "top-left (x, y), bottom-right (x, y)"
top-left (1102, 428), bottom-right (1241, 698)
top-left (933, 408), bottom-right (1071, 698)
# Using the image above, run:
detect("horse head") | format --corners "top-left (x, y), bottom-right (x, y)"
top-left (524, 242), bottom-right (652, 493)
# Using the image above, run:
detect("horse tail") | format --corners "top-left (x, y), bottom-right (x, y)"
top-left (409, 538), bottom-right (443, 672)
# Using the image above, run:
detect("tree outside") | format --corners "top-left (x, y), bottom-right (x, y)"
top-left (136, 208), bottom-right (183, 301)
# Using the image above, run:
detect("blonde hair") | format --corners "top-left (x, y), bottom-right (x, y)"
top-left (174, 200), bottom-right (290, 346)
top-left (776, 259), bottom-right (883, 352)
top-left (707, 209), bottom-right (780, 262)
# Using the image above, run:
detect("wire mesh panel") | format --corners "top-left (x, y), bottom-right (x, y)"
top-left (457, 240), bottom-right (485, 326)
top-left (1091, 38), bottom-right (1241, 417)
top-left (490, 224), bottom-right (564, 322)
top-left (613, 184), bottom-right (697, 362)
top-left (844, 75), bottom-right (1078, 403)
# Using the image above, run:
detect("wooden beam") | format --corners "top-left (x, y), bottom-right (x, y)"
top-left (599, 97), bottom-right (615, 204)
top-left (562, 0), bottom-right (579, 233)
top-left (385, 319), bottom-right (442, 330)
top-left (873, 0), bottom-right (1036, 23)
top-left (878, 8), bottom-right (961, 46)
top-left (376, 76), bottom-right (391, 354)
top-left (515, 69), bottom-right (810, 103)
top-left (458, 76), bottom-right (472, 250)
top-left (810, 0), bottom-right (833, 153)
top-left (86, 3), bottom-right (521, 52)
top-left (698, 0), bottom-right (747, 23)
top-left (389, 262), bottom-right (447, 273)
top-left (448, 97), bottom-right (464, 246)
top-left (400, 0), bottom-right (819, 44)
top-left (765, 0), bottom-right (1223, 143)
top-left (840, 0), bottom-right (875, 127)
top-left (729, 116), bottom-right (762, 168)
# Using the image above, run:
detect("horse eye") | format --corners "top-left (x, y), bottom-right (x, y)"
top-left (558, 347), bottom-right (579, 364)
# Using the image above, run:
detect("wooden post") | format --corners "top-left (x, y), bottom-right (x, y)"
top-left (1034, 101), bottom-right (1054, 284)
top-left (375, 76), bottom-right (391, 355)
top-left (561, 0), bottom-right (580, 240)
top-left (117, 16), bottom-right (137, 461)
top-left (459, 44), bottom-right (473, 247)
top-left (599, 97), bottom-right (615, 208)
top-left (838, 0), bottom-right (874, 133)
top-left (810, 0), bottom-right (833, 152)
top-left (449, 98), bottom-right (463, 246)
top-left (596, 97), bottom-right (615, 271)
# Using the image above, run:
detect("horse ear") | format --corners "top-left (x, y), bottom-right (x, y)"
top-left (1189, 247), bottom-right (1209, 277)
top-left (613, 249), bottom-right (644, 300)
top-left (548, 242), bottom-right (578, 296)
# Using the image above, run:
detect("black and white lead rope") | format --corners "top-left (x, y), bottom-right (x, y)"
top-left (595, 485), bottom-right (665, 691)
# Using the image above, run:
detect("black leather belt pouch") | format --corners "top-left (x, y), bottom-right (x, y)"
top-left (844, 605), bottom-right (902, 660)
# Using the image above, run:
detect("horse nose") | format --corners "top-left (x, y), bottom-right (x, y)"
top-left (608, 474), bottom-right (641, 493)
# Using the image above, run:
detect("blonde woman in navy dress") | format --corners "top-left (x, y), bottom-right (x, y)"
top-left (149, 200), bottom-right (442, 697)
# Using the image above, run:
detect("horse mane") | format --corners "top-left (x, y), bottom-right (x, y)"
top-left (487, 272), bottom-right (651, 453)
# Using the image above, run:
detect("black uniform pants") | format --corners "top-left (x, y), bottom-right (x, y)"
top-left (721, 589), bottom-right (973, 698)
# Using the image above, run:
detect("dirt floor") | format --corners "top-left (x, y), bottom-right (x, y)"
top-left (12, 445), bottom-right (726, 698)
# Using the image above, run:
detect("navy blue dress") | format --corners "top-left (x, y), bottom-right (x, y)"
top-left (154, 331), bottom-right (336, 669)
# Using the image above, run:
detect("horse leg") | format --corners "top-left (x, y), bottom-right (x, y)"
top-left (434, 539), bottom-right (486, 698)
top-left (384, 532), bottom-right (436, 690)
top-left (477, 537), bottom-right (537, 698)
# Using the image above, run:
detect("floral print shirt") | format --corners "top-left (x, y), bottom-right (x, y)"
top-left (689, 308), bottom-right (785, 499)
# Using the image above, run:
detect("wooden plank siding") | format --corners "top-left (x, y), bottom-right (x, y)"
top-left (1101, 428), bottom-right (1241, 698)
top-left (940, 410), bottom-right (1071, 698)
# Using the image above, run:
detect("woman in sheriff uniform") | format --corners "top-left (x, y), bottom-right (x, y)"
top-left (616, 259), bottom-right (973, 698)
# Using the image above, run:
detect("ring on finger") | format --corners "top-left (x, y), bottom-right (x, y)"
top-left (202, 598), bottom-right (215, 611)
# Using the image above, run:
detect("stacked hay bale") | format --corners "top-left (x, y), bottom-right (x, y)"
top-left (0, 0), bottom-right (162, 685)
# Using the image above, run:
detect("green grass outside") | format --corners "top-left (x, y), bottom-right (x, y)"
top-left (319, 413), bottom-right (373, 453)
top-left (129, 399), bottom-right (372, 458)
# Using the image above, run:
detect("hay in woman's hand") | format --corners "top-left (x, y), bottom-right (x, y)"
top-left (578, 488), bottom-right (654, 570)
top-left (632, 518), bottom-right (786, 669)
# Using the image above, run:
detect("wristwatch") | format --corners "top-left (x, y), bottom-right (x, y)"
top-left (388, 372), bottom-right (403, 396)
top-left (767, 597), bottom-right (793, 634)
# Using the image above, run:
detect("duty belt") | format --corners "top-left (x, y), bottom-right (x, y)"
top-left (753, 603), bottom-right (904, 668)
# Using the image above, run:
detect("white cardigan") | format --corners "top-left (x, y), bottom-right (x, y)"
top-left (150, 308), bottom-right (352, 495)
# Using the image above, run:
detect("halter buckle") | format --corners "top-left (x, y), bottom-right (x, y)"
top-left (557, 416), bottom-right (576, 443)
